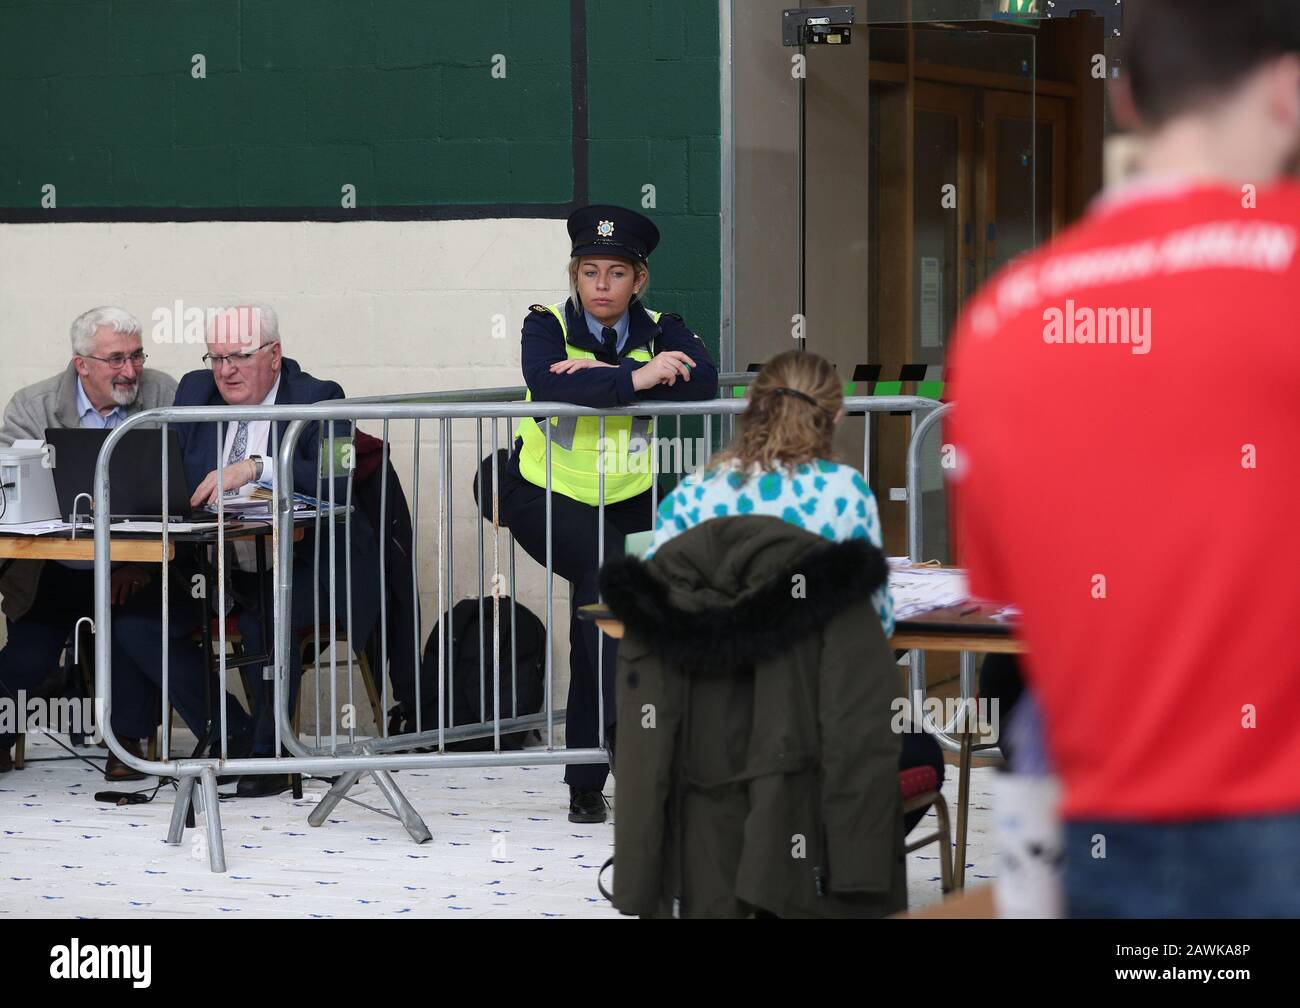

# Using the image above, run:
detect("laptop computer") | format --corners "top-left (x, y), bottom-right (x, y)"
top-left (45, 427), bottom-right (192, 521)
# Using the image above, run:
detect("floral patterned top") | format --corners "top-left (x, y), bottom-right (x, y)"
top-left (645, 457), bottom-right (895, 635)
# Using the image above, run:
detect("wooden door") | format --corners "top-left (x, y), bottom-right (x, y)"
top-left (979, 90), bottom-right (1070, 282)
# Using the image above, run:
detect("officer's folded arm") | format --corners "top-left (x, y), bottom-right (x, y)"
top-left (631, 325), bottom-right (719, 402)
top-left (524, 353), bottom-right (637, 409)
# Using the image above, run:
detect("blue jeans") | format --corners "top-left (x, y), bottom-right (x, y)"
top-left (1065, 811), bottom-right (1300, 917)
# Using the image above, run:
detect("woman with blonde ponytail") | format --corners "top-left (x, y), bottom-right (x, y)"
top-left (645, 349), bottom-right (894, 634)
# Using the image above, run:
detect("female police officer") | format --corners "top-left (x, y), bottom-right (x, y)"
top-left (478, 204), bottom-right (718, 823)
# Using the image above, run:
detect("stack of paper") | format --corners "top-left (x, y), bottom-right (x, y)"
top-left (108, 520), bottom-right (221, 534)
top-left (0, 519), bottom-right (75, 535)
top-left (205, 488), bottom-right (340, 521)
top-left (888, 565), bottom-right (970, 619)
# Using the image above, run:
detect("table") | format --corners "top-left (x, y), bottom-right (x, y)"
top-left (1, 521), bottom-right (306, 776)
top-left (578, 600), bottom-right (1025, 891)
top-left (0, 520), bottom-right (296, 563)
top-left (892, 603), bottom-right (1023, 888)
top-left (0, 533), bottom-right (175, 563)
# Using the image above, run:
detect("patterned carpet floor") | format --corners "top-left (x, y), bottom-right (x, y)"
top-left (0, 732), bottom-right (996, 918)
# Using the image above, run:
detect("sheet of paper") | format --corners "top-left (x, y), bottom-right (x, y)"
top-left (109, 520), bottom-right (222, 534)
top-left (919, 256), bottom-right (944, 348)
top-left (888, 567), bottom-right (970, 619)
top-left (0, 519), bottom-right (75, 535)
top-left (624, 530), bottom-right (654, 558)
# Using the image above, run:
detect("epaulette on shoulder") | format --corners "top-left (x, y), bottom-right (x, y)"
top-left (528, 303), bottom-right (551, 314)
top-left (657, 311), bottom-right (684, 324)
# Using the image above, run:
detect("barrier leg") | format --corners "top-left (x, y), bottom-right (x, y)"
top-left (305, 751), bottom-right (431, 844)
top-left (368, 767), bottom-right (433, 845)
top-left (198, 766), bottom-right (226, 873)
top-left (954, 728), bottom-right (972, 890)
top-left (307, 770), bottom-right (363, 827)
top-left (166, 775), bottom-right (197, 845)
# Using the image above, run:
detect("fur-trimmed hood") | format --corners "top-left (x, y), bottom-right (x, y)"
top-left (598, 515), bottom-right (888, 672)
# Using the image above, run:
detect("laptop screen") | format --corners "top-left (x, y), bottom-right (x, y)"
top-left (44, 427), bottom-right (191, 521)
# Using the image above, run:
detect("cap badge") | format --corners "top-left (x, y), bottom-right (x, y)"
top-left (596, 220), bottom-right (615, 238)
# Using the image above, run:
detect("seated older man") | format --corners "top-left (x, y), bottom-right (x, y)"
top-left (0, 307), bottom-right (176, 778)
top-left (111, 305), bottom-right (380, 797)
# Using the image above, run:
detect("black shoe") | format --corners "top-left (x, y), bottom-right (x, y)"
top-left (568, 786), bottom-right (608, 824)
top-left (104, 738), bottom-right (148, 782)
top-left (235, 773), bottom-right (295, 798)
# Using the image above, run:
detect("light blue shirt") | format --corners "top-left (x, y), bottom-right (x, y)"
top-left (75, 377), bottom-right (127, 429)
top-left (61, 378), bottom-right (127, 570)
top-left (583, 309), bottom-right (630, 355)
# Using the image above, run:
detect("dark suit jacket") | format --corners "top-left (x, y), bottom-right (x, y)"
top-left (173, 356), bottom-right (380, 643)
top-left (174, 356), bottom-right (349, 503)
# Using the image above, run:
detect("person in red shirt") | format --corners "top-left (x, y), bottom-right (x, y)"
top-left (948, 0), bottom-right (1300, 917)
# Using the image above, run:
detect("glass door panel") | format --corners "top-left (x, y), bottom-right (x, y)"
top-left (982, 90), bottom-right (1068, 279)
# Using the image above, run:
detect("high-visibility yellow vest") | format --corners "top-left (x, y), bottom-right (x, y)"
top-left (517, 302), bottom-right (658, 504)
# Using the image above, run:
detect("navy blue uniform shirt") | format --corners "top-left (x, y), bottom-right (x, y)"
top-left (520, 297), bottom-right (718, 409)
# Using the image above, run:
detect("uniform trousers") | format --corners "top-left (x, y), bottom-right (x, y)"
top-left (478, 448), bottom-right (654, 791)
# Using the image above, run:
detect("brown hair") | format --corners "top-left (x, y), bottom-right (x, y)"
top-left (709, 350), bottom-right (842, 474)
top-left (1124, 0), bottom-right (1300, 128)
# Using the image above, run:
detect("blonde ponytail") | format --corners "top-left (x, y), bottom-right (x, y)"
top-left (710, 350), bottom-right (842, 474)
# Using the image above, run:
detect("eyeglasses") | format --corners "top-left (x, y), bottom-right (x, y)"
top-left (82, 350), bottom-right (147, 370)
top-left (201, 343), bottom-right (276, 370)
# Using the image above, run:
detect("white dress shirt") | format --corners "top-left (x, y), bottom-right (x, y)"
top-left (220, 375), bottom-right (281, 492)
top-left (220, 376), bottom-right (280, 572)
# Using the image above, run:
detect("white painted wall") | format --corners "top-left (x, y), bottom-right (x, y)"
top-left (0, 218), bottom-right (589, 726)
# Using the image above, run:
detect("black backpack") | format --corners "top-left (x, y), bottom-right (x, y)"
top-left (388, 596), bottom-right (546, 751)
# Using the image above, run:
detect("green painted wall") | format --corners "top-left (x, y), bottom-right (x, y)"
top-left (587, 0), bottom-right (720, 340)
top-left (0, 0), bottom-right (720, 353)
top-left (1, 0), bottom-right (573, 208)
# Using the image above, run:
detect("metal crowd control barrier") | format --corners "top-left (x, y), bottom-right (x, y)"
top-left (904, 400), bottom-right (994, 759)
top-left (92, 391), bottom-right (945, 872)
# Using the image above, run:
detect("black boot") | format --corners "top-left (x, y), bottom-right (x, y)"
top-left (568, 786), bottom-right (608, 824)
top-left (235, 773), bottom-right (295, 798)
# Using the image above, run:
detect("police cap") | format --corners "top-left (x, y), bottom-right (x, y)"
top-left (567, 204), bottom-right (660, 262)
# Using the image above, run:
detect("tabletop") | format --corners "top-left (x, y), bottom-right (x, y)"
top-left (0, 520), bottom-right (304, 564)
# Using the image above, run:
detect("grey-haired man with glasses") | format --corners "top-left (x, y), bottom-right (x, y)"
top-left (0, 307), bottom-right (176, 777)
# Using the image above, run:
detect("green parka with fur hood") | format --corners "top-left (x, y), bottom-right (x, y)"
top-left (598, 514), bottom-right (907, 919)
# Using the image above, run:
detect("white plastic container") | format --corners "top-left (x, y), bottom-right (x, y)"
top-left (0, 441), bottom-right (60, 524)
